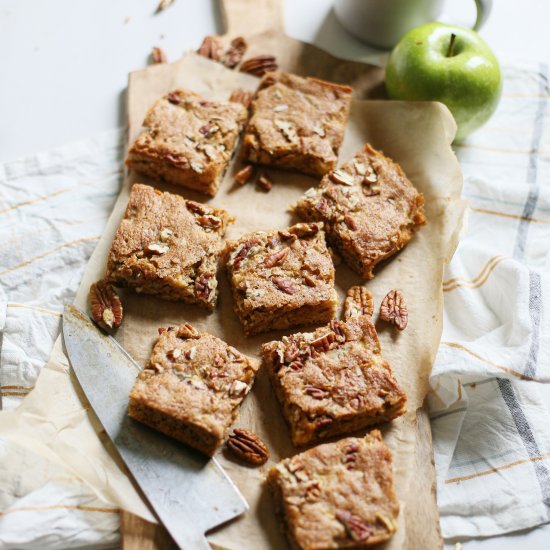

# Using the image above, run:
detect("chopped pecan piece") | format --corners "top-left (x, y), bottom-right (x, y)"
top-left (272, 277), bottom-right (296, 295)
top-left (304, 385), bottom-right (329, 399)
top-left (89, 280), bottom-right (123, 330)
top-left (289, 222), bottom-right (321, 238)
top-left (176, 323), bottom-right (200, 339)
top-left (145, 242), bottom-right (169, 255)
top-left (310, 331), bottom-right (336, 352)
top-left (199, 122), bottom-right (220, 136)
top-left (335, 510), bottom-right (373, 542)
top-left (257, 173), bottom-right (273, 191)
top-left (226, 428), bottom-right (269, 465)
top-left (380, 289), bottom-right (408, 330)
top-left (197, 35), bottom-right (223, 61)
top-left (195, 274), bottom-right (214, 301)
top-left (303, 273), bottom-right (317, 287)
top-left (231, 240), bottom-right (258, 270)
top-left (343, 214), bottom-right (357, 231)
top-left (234, 164), bottom-right (255, 185)
top-left (186, 200), bottom-right (206, 215)
top-left (151, 46), bottom-right (167, 64)
top-left (264, 247), bottom-right (289, 268)
top-left (343, 442), bottom-right (359, 470)
top-left (229, 88), bottom-right (254, 109)
top-left (344, 286), bottom-right (374, 319)
top-left (222, 36), bottom-right (247, 68)
top-left (278, 230), bottom-right (298, 243)
top-left (329, 169), bottom-right (354, 186)
top-left (239, 54), bottom-right (278, 76)
top-left (195, 214), bottom-right (222, 230)
top-left (288, 360), bottom-right (305, 372)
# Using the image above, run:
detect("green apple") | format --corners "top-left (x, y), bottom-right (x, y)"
top-left (385, 22), bottom-right (502, 142)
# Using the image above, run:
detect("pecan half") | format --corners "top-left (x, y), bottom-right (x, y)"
top-left (229, 88), bottom-right (254, 109)
top-left (335, 510), bottom-right (373, 542)
top-left (176, 323), bottom-right (200, 339)
top-left (272, 277), bottom-right (295, 295)
top-left (380, 289), bottom-right (408, 330)
top-left (197, 35), bottom-right (223, 61)
top-left (257, 173), bottom-right (273, 191)
top-left (288, 222), bottom-right (321, 238)
top-left (151, 46), bottom-right (167, 64)
top-left (264, 247), bottom-right (289, 268)
top-left (239, 54), bottom-right (278, 76)
top-left (226, 428), bottom-right (269, 465)
top-left (344, 286), bottom-right (374, 319)
top-left (234, 164), bottom-right (255, 185)
top-left (89, 280), bottom-right (123, 329)
top-left (288, 360), bottom-right (305, 372)
top-left (303, 273), bottom-right (317, 287)
top-left (222, 36), bottom-right (247, 69)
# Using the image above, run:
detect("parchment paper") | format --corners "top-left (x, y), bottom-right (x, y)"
top-left (0, 52), bottom-right (465, 549)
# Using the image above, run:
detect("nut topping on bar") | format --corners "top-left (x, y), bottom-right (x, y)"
top-left (89, 280), bottom-right (123, 330)
top-left (227, 428), bottom-right (269, 465)
top-left (380, 289), bottom-right (408, 330)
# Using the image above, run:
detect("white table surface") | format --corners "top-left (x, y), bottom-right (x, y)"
top-left (1, 0), bottom-right (550, 548)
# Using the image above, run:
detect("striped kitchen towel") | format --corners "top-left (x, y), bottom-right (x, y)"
top-left (430, 62), bottom-right (550, 541)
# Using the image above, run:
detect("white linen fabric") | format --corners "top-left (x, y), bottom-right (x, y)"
top-left (0, 64), bottom-right (550, 548)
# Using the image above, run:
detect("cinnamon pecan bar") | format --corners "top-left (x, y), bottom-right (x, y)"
top-left (240, 72), bottom-right (353, 177)
top-left (261, 315), bottom-right (406, 446)
top-left (293, 144), bottom-right (426, 279)
top-left (106, 183), bottom-right (233, 310)
top-left (224, 222), bottom-right (338, 336)
top-left (128, 323), bottom-right (259, 456)
top-left (268, 431), bottom-right (399, 549)
top-left (126, 88), bottom-right (249, 196)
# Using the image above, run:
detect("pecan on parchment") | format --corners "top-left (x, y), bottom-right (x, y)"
top-left (89, 280), bottom-right (123, 330)
top-left (234, 164), bottom-right (255, 185)
top-left (256, 173), bottom-right (273, 191)
top-left (197, 35), bottom-right (223, 61)
top-left (335, 510), bottom-right (373, 542)
top-left (151, 46), bottom-right (167, 64)
top-left (239, 54), bottom-right (278, 77)
top-left (226, 428), bottom-right (269, 465)
top-left (222, 36), bottom-right (248, 68)
top-left (379, 289), bottom-right (408, 330)
top-left (156, 0), bottom-right (175, 12)
top-left (344, 286), bottom-right (374, 319)
top-left (186, 200), bottom-right (207, 216)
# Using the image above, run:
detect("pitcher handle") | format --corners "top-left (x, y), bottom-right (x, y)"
top-left (473, 0), bottom-right (493, 30)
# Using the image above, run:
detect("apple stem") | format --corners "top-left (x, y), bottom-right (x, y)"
top-left (446, 33), bottom-right (457, 57)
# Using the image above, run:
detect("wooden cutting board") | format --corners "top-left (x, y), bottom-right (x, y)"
top-left (120, 0), bottom-right (442, 548)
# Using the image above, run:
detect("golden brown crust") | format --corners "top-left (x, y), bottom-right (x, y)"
top-left (268, 431), bottom-right (399, 549)
top-left (241, 72), bottom-right (353, 177)
top-left (126, 88), bottom-right (249, 196)
top-left (293, 143), bottom-right (426, 279)
top-left (224, 222), bottom-right (338, 336)
top-left (261, 315), bottom-right (406, 446)
top-left (128, 324), bottom-right (259, 456)
top-left (106, 183), bottom-right (233, 310)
